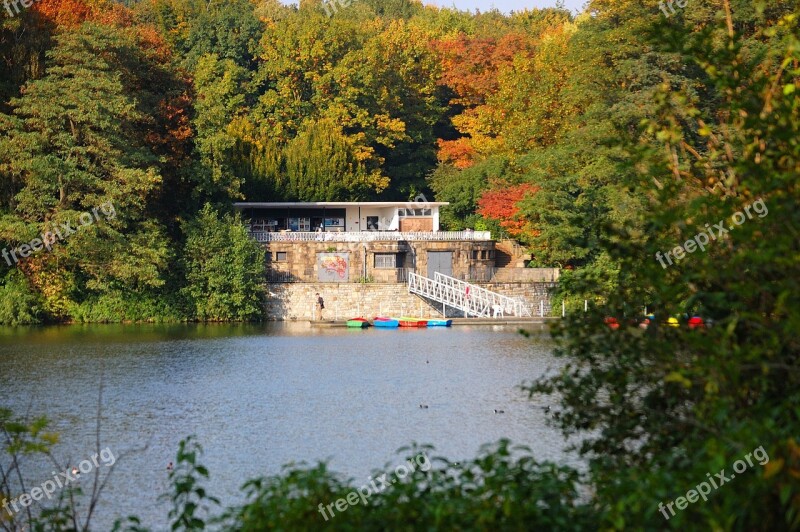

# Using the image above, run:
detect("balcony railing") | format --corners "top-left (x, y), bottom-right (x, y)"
top-left (249, 230), bottom-right (492, 243)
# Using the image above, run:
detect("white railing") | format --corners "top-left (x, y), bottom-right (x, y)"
top-left (249, 231), bottom-right (492, 243)
top-left (407, 272), bottom-right (532, 318)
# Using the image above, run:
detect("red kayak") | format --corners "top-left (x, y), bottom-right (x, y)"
top-left (399, 317), bottom-right (428, 327)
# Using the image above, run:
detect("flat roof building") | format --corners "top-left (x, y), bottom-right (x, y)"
top-left (233, 201), bottom-right (450, 233)
top-left (234, 201), bottom-right (556, 319)
top-left (234, 200), bottom-right (501, 283)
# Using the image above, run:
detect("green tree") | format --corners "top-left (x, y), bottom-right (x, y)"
top-left (192, 53), bottom-right (251, 202)
top-left (428, 156), bottom-right (508, 230)
top-left (0, 270), bottom-right (44, 325)
top-left (283, 118), bottom-right (388, 200)
top-left (532, 2), bottom-right (800, 529)
top-left (180, 204), bottom-right (266, 322)
top-left (0, 23), bottom-right (173, 319)
top-left (133, 0), bottom-right (263, 70)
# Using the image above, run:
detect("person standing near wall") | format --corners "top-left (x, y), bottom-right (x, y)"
top-left (315, 293), bottom-right (325, 321)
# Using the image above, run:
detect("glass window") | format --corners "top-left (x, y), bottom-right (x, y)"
top-left (398, 207), bottom-right (432, 217)
top-left (275, 252), bottom-right (287, 262)
top-left (374, 253), bottom-right (398, 269)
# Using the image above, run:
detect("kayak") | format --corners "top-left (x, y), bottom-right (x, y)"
top-left (427, 319), bottom-right (452, 327)
top-left (399, 317), bottom-right (428, 327)
top-left (346, 318), bottom-right (370, 328)
top-left (373, 317), bottom-right (399, 328)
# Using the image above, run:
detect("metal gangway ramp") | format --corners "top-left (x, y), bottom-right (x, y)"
top-left (408, 272), bottom-right (532, 318)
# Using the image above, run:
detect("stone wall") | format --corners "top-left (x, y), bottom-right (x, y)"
top-left (490, 268), bottom-right (560, 283)
top-left (495, 239), bottom-right (531, 267)
top-left (263, 239), bottom-right (496, 283)
top-left (482, 282), bottom-right (555, 316)
top-left (265, 282), bottom-right (556, 320)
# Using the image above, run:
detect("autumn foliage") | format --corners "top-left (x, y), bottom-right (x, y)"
top-left (477, 183), bottom-right (538, 237)
top-left (32, 0), bottom-right (95, 28)
top-left (432, 33), bottom-right (534, 107)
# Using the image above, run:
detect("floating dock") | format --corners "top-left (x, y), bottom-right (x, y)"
top-left (310, 317), bottom-right (559, 328)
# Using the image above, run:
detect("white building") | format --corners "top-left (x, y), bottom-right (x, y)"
top-left (233, 201), bottom-right (449, 233)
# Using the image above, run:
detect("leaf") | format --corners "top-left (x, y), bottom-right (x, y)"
top-left (664, 371), bottom-right (692, 389)
top-left (763, 458), bottom-right (784, 479)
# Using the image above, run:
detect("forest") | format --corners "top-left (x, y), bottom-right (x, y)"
top-left (0, 0), bottom-right (792, 324)
top-left (0, 0), bottom-right (586, 323)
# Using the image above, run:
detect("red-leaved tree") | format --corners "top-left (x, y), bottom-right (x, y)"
top-left (477, 183), bottom-right (538, 237)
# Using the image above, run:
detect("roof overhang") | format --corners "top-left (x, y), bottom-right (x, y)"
top-left (233, 202), bottom-right (449, 208)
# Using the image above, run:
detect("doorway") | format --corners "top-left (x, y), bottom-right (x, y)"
top-left (427, 251), bottom-right (453, 278)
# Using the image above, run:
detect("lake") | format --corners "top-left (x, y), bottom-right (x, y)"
top-left (0, 322), bottom-right (573, 529)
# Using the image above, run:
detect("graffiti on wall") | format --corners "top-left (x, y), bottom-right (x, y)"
top-left (318, 253), bottom-right (349, 281)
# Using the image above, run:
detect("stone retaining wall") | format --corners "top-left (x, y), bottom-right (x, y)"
top-left (265, 282), bottom-right (556, 320)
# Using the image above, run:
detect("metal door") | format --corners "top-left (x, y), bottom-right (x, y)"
top-left (427, 251), bottom-right (453, 278)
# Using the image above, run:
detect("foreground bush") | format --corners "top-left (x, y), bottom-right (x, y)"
top-left (107, 438), bottom-right (592, 532)
top-left (0, 271), bottom-right (44, 325)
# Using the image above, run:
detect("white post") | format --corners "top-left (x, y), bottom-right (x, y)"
top-left (562, 300), bottom-right (565, 318)
top-left (584, 300), bottom-right (588, 312)
top-left (539, 300), bottom-right (544, 317)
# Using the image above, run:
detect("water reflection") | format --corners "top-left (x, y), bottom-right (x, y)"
top-left (0, 322), bottom-right (572, 529)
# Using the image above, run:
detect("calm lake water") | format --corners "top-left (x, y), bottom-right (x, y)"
top-left (0, 322), bottom-right (573, 529)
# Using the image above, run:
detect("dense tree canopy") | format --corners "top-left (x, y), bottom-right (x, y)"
top-left (0, 0), bottom-right (794, 322)
top-left (0, 0), bottom-right (585, 324)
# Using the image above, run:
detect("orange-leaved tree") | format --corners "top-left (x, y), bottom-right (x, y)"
top-left (476, 182), bottom-right (538, 238)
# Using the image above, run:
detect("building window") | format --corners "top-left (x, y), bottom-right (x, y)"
top-left (374, 253), bottom-right (399, 269)
top-left (288, 218), bottom-right (311, 231)
top-left (472, 250), bottom-right (479, 260)
top-left (398, 208), bottom-right (432, 217)
top-left (275, 252), bottom-right (288, 262)
top-left (324, 218), bottom-right (344, 228)
top-left (366, 216), bottom-right (379, 230)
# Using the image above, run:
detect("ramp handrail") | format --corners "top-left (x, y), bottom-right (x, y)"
top-left (407, 272), bottom-right (532, 318)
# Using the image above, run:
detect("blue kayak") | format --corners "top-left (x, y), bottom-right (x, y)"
top-left (427, 319), bottom-right (452, 327)
top-left (373, 317), bottom-right (399, 328)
